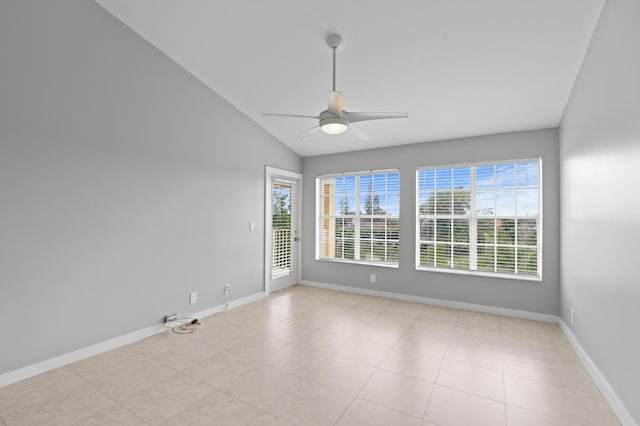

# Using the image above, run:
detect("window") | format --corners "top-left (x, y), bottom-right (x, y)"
top-left (317, 170), bottom-right (399, 267)
top-left (416, 159), bottom-right (541, 279)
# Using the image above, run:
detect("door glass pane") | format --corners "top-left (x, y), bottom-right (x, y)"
top-left (272, 183), bottom-right (291, 278)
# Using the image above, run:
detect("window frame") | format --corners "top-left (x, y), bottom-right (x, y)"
top-left (316, 169), bottom-right (400, 268)
top-left (415, 158), bottom-right (543, 281)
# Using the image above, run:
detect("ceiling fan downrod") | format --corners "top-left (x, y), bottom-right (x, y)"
top-left (326, 34), bottom-right (343, 92)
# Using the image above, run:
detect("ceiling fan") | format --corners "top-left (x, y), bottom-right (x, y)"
top-left (263, 34), bottom-right (408, 140)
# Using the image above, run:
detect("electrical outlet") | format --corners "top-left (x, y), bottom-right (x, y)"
top-left (224, 284), bottom-right (231, 294)
top-left (165, 313), bottom-right (178, 323)
top-left (370, 273), bottom-right (376, 283)
top-left (190, 292), bottom-right (198, 304)
top-left (570, 308), bottom-right (576, 324)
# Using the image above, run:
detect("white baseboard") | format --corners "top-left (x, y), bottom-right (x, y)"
top-left (0, 323), bottom-right (166, 389)
top-left (559, 319), bottom-right (637, 426)
top-left (193, 291), bottom-right (266, 318)
top-left (0, 291), bottom-right (266, 389)
top-left (300, 280), bottom-right (558, 323)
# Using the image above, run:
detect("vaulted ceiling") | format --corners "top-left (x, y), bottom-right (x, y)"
top-left (96, 0), bottom-right (604, 157)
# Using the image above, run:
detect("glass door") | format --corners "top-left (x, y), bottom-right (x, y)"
top-left (269, 178), bottom-right (298, 292)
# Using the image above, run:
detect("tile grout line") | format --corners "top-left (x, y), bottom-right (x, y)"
top-left (161, 375), bottom-right (262, 426)
top-left (428, 382), bottom-right (509, 406)
top-left (148, 364), bottom-right (246, 423)
top-left (357, 313), bottom-right (435, 422)
top-left (0, 369), bottom-right (87, 422)
top-left (422, 320), bottom-right (454, 422)
top-left (331, 393), bottom-right (356, 425)
top-left (67, 331), bottom-right (234, 425)
top-left (502, 369), bottom-right (606, 395)
top-left (345, 396), bottom-right (426, 424)
top-left (187, 375), bottom-right (268, 423)
top-left (500, 320), bottom-right (608, 424)
top-left (335, 342), bottom-right (387, 424)
top-left (64, 366), bottom-right (151, 425)
top-left (172, 350), bottom-right (290, 423)
top-left (500, 321), bottom-right (509, 425)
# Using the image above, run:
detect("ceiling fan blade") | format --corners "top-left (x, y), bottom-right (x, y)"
top-left (296, 126), bottom-right (321, 139)
top-left (262, 113), bottom-right (319, 119)
top-left (328, 91), bottom-right (343, 116)
top-left (349, 124), bottom-right (370, 140)
top-left (346, 112), bottom-right (409, 123)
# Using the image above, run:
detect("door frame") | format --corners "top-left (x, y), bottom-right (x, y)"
top-left (264, 166), bottom-right (303, 294)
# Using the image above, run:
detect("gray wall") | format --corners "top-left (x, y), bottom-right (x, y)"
top-left (302, 128), bottom-right (560, 316)
top-left (560, 0), bottom-right (640, 421)
top-left (0, 0), bottom-right (301, 374)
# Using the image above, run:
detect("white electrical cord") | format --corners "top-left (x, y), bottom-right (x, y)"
top-left (165, 314), bottom-right (203, 334)
top-left (166, 290), bottom-right (230, 333)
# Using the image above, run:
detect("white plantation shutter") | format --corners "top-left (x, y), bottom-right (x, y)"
top-left (417, 159), bottom-right (541, 279)
top-left (317, 169), bottom-right (400, 266)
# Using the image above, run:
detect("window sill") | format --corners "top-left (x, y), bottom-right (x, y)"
top-left (316, 258), bottom-right (399, 269)
top-left (416, 266), bottom-right (541, 282)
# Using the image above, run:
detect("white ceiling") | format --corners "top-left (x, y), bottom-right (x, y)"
top-left (96, 0), bottom-right (604, 157)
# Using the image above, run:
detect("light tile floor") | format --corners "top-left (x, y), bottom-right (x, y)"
top-left (0, 285), bottom-right (620, 425)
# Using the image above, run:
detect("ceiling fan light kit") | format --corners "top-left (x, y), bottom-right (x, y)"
top-left (319, 111), bottom-right (348, 134)
top-left (263, 34), bottom-right (408, 140)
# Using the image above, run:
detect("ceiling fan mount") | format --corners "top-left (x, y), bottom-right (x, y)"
top-left (263, 34), bottom-right (408, 140)
top-left (326, 33), bottom-right (343, 50)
